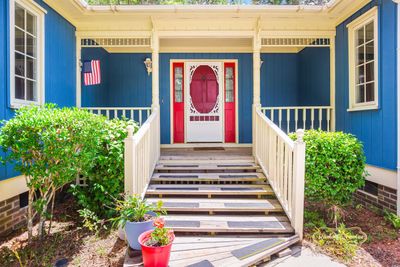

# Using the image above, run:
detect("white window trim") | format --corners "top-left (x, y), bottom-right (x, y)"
top-left (9, 0), bottom-right (46, 109)
top-left (347, 7), bottom-right (379, 112)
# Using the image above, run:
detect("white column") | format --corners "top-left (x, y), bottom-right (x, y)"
top-left (253, 33), bottom-right (262, 156)
top-left (330, 37), bottom-right (336, 131)
top-left (124, 125), bottom-right (135, 195)
top-left (76, 35), bottom-right (82, 107)
top-left (151, 31), bottom-right (160, 108)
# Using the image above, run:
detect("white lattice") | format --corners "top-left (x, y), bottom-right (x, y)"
top-left (81, 38), bottom-right (151, 47)
top-left (261, 37), bottom-right (330, 47)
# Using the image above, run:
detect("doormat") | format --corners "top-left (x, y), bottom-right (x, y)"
top-left (186, 260), bottom-right (215, 267)
top-left (193, 147), bottom-right (225, 151)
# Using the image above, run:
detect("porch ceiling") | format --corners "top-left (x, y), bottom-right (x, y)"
top-left (45, 0), bottom-right (370, 33)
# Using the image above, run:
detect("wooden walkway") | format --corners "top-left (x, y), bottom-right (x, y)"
top-left (125, 147), bottom-right (298, 267)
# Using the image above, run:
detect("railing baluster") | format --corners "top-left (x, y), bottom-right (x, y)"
top-left (287, 109), bottom-right (290, 133)
top-left (139, 110), bottom-right (143, 126)
top-left (327, 108), bottom-right (331, 132)
top-left (295, 108), bottom-right (298, 131)
top-left (106, 110), bottom-right (110, 119)
top-left (271, 109), bottom-right (275, 123)
top-left (278, 109), bottom-right (282, 129)
top-left (303, 108), bottom-right (306, 129)
top-left (310, 108), bottom-right (314, 129)
top-left (319, 108), bottom-right (322, 130)
top-left (114, 109), bottom-right (118, 119)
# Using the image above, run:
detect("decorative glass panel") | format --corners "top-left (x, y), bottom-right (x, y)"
top-left (356, 65), bottom-right (364, 84)
top-left (366, 82), bottom-right (374, 102)
top-left (366, 41), bottom-right (374, 62)
top-left (365, 62), bottom-right (374, 82)
top-left (26, 12), bottom-right (36, 36)
top-left (174, 67), bottom-right (183, 103)
top-left (357, 27), bottom-right (364, 46)
top-left (225, 67), bottom-right (234, 103)
top-left (15, 52), bottom-right (25, 76)
top-left (15, 28), bottom-right (24, 53)
top-left (15, 4), bottom-right (25, 29)
top-left (356, 85), bottom-right (364, 104)
top-left (357, 45), bottom-right (364, 65)
top-left (365, 22), bottom-right (374, 43)
top-left (15, 77), bottom-right (25, 100)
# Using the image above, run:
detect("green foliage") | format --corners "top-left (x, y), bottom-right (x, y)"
top-left (290, 130), bottom-right (366, 207)
top-left (304, 210), bottom-right (327, 229)
top-left (70, 118), bottom-right (136, 219)
top-left (384, 210), bottom-right (400, 229)
top-left (78, 208), bottom-right (107, 234)
top-left (0, 104), bottom-right (105, 238)
top-left (310, 224), bottom-right (366, 261)
top-left (111, 195), bottom-right (165, 229)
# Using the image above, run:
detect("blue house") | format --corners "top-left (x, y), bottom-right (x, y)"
top-left (0, 0), bottom-right (398, 254)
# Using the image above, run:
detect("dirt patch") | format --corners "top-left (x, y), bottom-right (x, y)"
top-left (0, 198), bottom-right (127, 267)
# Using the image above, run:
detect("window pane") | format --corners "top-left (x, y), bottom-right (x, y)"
top-left (356, 65), bottom-right (365, 84)
top-left (366, 62), bottom-right (374, 82)
top-left (174, 67), bottom-right (183, 103)
top-left (366, 82), bottom-right (374, 102)
top-left (15, 77), bottom-right (25, 100)
top-left (365, 22), bottom-right (374, 43)
top-left (26, 80), bottom-right (36, 101)
top-left (26, 57), bottom-right (36, 80)
top-left (357, 45), bottom-right (364, 65)
top-left (225, 67), bottom-right (234, 103)
top-left (15, 28), bottom-right (25, 53)
top-left (15, 4), bottom-right (25, 29)
top-left (26, 35), bottom-right (36, 57)
top-left (355, 85), bottom-right (365, 103)
top-left (366, 41), bottom-right (374, 62)
top-left (357, 27), bottom-right (364, 46)
top-left (15, 52), bottom-right (25, 76)
top-left (26, 12), bottom-right (37, 36)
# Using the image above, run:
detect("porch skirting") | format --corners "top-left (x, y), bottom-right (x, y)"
top-left (355, 185), bottom-right (397, 213)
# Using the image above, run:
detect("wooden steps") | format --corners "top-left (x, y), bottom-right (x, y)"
top-left (146, 184), bottom-right (274, 196)
top-left (147, 198), bottom-right (283, 213)
top-left (151, 172), bottom-right (266, 182)
top-left (164, 214), bottom-right (294, 234)
top-left (141, 148), bottom-right (298, 266)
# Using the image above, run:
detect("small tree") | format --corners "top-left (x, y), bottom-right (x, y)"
top-left (0, 105), bottom-right (106, 239)
top-left (291, 130), bottom-right (366, 227)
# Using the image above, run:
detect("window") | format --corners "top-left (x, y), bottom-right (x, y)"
top-left (10, 0), bottom-right (45, 107)
top-left (225, 66), bottom-right (234, 103)
top-left (347, 8), bottom-right (378, 111)
top-left (174, 66), bottom-right (183, 103)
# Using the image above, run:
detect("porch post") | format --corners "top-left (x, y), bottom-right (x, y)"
top-left (253, 32), bottom-right (262, 156)
top-left (330, 37), bottom-right (336, 131)
top-left (151, 31), bottom-right (160, 108)
top-left (76, 35), bottom-right (81, 107)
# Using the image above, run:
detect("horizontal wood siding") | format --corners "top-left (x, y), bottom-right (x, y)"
top-left (0, 0), bottom-right (76, 181)
top-left (261, 51), bottom-right (330, 108)
top-left (159, 53), bottom-right (253, 144)
top-left (335, 0), bottom-right (397, 170)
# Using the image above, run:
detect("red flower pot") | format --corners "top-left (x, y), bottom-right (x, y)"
top-left (138, 230), bottom-right (175, 267)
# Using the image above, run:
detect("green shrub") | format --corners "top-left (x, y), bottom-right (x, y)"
top-left (0, 104), bottom-right (105, 238)
top-left (70, 118), bottom-right (138, 219)
top-left (384, 210), bottom-right (400, 229)
top-left (291, 130), bottom-right (366, 206)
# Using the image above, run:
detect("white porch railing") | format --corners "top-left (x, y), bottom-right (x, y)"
top-left (124, 107), bottom-right (160, 197)
top-left (254, 106), bottom-right (306, 239)
top-left (83, 107), bottom-right (152, 126)
top-left (261, 106), bottom-right (333, 133)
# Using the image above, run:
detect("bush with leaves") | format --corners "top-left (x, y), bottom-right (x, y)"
top-left (290, 130), bottom-right (366, 226)
top-left (71, 118), bottom-right (138, 219)
top-left (0, 104), bottom-right (106, 239)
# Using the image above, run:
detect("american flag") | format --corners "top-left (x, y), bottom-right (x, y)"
top-left (83, 60), bottom-right (101, 86)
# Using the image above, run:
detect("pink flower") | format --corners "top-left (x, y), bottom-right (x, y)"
top-left (154, 217), bottom-right (165, 228)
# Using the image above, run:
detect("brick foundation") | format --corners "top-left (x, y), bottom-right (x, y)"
top-left (354, 184), bottom-right (397, 213)
top-left (0, 194), bottom-right (28, 236)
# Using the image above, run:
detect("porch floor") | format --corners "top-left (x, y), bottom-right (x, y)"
top-left (125, 147), bottom-right (299, 267)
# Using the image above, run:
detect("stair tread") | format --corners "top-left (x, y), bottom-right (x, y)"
top-left (146, 184), bottom-right (274, 195)
top-left (147, 197), bottom-right (283, 212)
top-left (163, 214), bottom-right (294, 233)
top-left (151, 172), bottom-right (266, 182)
top-left (155, 162), bottom-right (260, 171)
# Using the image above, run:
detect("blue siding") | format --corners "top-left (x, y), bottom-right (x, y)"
top-left (261, 50), bottom-right (330, 107)
top-left (81, 50), bottom-right (152, 108)
top-left (335, 0), bottom-right (397, 170)
top-left (261, 53), bottom-right (299, 106)
top-left (159, 53), bottom-right (253, 144)
top-left (298, 47), bottom-right (330, 106)
top-left (0, 0), bottom-right (76, 181)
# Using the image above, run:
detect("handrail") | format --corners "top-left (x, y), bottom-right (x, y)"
top-left (254, 106), bottom-right (305, 240)
top-left (82, 107), bottom-right (152, 126)
top-left (261, 106), bottom-right (333, 132)
top-left (124, 107), bottom-right (160, 198)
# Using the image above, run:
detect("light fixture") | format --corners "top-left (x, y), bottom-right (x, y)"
top-left (144, 58), bottom-right (152, 76)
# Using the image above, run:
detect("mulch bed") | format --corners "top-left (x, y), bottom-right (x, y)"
top-left (1, 198), bottom-right (400, 267)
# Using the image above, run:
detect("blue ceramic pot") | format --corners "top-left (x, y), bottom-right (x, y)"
top-left (124, 212), bottom-right (156, 250)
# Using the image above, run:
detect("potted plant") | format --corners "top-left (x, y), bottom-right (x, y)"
top-left (112, 195), bottom-right (164, 250)
top-left (138, 218), bottom-right (175, 267)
